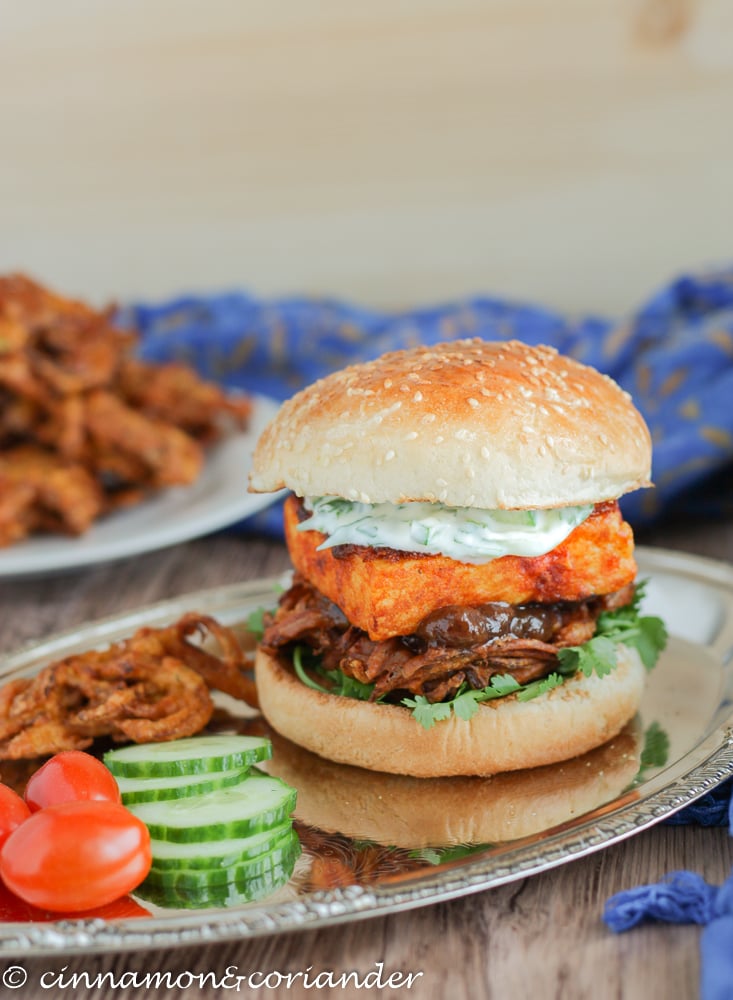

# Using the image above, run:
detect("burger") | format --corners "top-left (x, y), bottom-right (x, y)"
top-left (248, 338), bottom-right (666, 777)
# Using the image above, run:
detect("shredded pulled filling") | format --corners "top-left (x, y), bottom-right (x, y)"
top-left (260, 573), bottom-right (636, 704)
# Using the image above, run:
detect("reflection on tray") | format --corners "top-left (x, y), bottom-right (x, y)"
top-left (264, 721), bottom-right (643, 850)
top-left (212, 716), bottom-right (648, 893)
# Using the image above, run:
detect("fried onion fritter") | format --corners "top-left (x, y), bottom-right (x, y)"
top-left (0, 613), bottom-right (257, 760)
top-left (0, 273), bottom-right (251, 547)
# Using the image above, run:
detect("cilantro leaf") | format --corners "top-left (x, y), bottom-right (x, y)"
top-left (482, 674), bottom-right (522, 698)
top-left (558, 583), bottom-right (667, 679)
top-left (633, 616), bottom-right (669, 670)
top-left (401, 695), bottom-right (453, 729)
top-left (516, 672), bottom-right (565, 702)
top-left (639, 720), bottom-right (670, 772)
top-left (563, 634), bottom-right (618, 679)
top-left (452, 690), bottom-right (482, 721)
top-left (245, 606), bottom-right (268, 641)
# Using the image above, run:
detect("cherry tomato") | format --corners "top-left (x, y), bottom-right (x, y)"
top-left (24, 751), bottom-right (121, 811)
top-left (0, 784), bottom-right (31, 850)
top-left (0, 800), bottom-right (151, 912)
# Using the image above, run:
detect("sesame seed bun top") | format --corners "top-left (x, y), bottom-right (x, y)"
top-left (249, 338), bottom-right (652, 510)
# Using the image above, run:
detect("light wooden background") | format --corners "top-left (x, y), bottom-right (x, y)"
top-left (0, 0), bottom-right (731, 314)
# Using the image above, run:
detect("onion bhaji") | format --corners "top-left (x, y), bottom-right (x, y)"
top-left (0, 613), bottom-right (258, 760)
top-left (0, 273), bottom-right (252, 546)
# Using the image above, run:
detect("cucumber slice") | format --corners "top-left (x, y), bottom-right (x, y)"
top-left (128, 773), bottom-right (297, 842)
top-left (148, 822), bottom-right (293, 870)
top-left (135, 853), bottom-right (296, 910)
top-left (104, 735), bottom-right (272, 778)
top-left (116, 766), bottom-right (251, 805)
top-left (147, 829), bottom-right (300, 888)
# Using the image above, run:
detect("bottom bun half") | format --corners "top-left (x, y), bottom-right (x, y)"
top-left (254, 645), bottom-right (647, 777)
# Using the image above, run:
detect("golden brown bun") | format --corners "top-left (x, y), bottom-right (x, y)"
top-left (254, 644), bottom-right (646, 777)
top-left (249, 339), bottom-right (652, 510)
top-left (264, 722), bottom-right (642, 848)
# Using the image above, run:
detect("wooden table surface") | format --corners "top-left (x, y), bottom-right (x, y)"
top-left (1, 515), bottom-right (731, 1000)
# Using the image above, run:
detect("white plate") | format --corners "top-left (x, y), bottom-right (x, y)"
top-left (0, 394), bottom-right (283, 578)
top-left (0, 547), bottom-right (732, 956)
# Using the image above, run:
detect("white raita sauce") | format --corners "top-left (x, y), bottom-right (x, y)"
top-left (298, 496), bottom-right (593, 564)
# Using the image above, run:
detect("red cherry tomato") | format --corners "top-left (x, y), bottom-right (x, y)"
top-left (0, 800), bottom-right (151, 912)
top-left (24, 751), bottom-right (121, 811)
top-left (0, 784), bottom-right (31, 850)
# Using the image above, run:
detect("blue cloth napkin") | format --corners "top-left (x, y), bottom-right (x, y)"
top-left (125, 267), bottom-right (733, 997)
top-left (123, 265), bottom-right (733, 538)
top-left (604, 786), bottom-right (733, 1000)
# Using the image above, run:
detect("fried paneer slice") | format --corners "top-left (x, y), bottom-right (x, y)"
top-left (284, 496), bottom-right (638, 641)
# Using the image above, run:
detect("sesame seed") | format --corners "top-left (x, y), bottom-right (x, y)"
top-left (468, 398), bottom-right (479, 408)
top-left (435, 435), bottom-right (445, 444)
top-left (405, 431), bottom-right (418, 440)
top-left (436, 477), bottom-right (448, 487)
top-left (414, 391), bottom-right (423, 402)
top-left (385, 450), bottom-right (396, 461)
top-left (480, 446), bottom-right (491, 459)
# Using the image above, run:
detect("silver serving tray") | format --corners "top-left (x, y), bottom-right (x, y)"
top-left (0, 546), bottom-right (731, 956)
